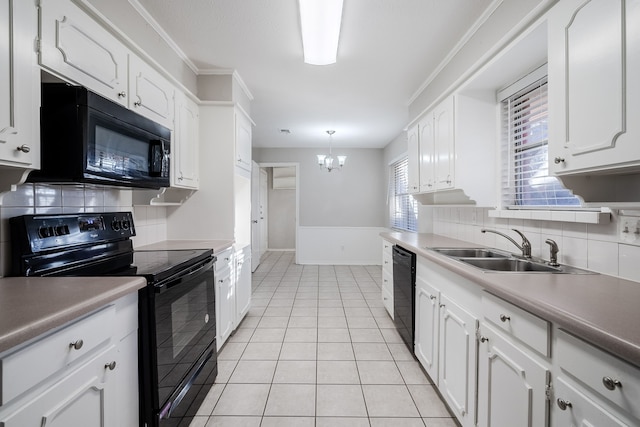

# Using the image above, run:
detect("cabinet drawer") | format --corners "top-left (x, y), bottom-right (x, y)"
top-left (216, 248), bottom-right (234, 272)
top-left (382, 286), bottom-right (393, 318)
top-left (382, 240), bottom-right (393, 256)
top-left (382, 270), bottom-right (393, 294)
top-left (382, 251), bottom-right (392, 274)
top-left (482, 293), bottom-right (550, 357)
top-left (557, 329), bottom-right (640, 420)
top-left (0, 305), bottom-right (115, 405)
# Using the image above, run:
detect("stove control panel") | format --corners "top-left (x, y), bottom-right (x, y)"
top-left (10, 212), bottom-right (136, 254)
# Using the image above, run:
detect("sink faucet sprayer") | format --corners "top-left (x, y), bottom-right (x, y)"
top-left (481, 228), bottom-right (532, 259)
top-left (545, 239), bottom-right (560, 267)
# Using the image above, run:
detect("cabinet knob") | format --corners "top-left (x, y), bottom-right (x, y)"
top-left (556, 398), bottom-right (572, 410)
top-left (69, 339), bottom-right (84, 350)
top-left (252, 220), bottom-right (258, 223)
top-left (218, 279), bottom-right (224, 283)
top-left (479, 336), bottom-right (489, 343)
top-left (118, 91), bottom-right (126, 98)
top-left (602, 376), bottom-right (622, 390)
top-left (439, 303), bottom-right (445, 308)
top-left (554, 157), bottom-right (565, 164)
top-left (429, 295), bottom-right (436, 300)
top-left (134, 101), bottom-right (141, 107)
top-left (16, 144), bottom-right (30, 153)
top-left (105, 361), bottom-right (117, 371)
top-left (499, 314), bottom-right (511, 322)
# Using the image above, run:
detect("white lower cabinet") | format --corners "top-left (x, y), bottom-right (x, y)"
top-left (553, 377), bottom-right (629, 426)
top-left (477, 323), bottom-right (550, 427)
top-left (215, 248), bottom-right (235, 350)
top-left (438, 294), bottom-right (477, 427)
top-left (0, 293), bottom-right (138, 427)
top-left (235, 245), bottom-right (252, 325)
top-left (414, 276), bottom-right (439, 384)
top-left (381, 239), bottom-right (394, 318)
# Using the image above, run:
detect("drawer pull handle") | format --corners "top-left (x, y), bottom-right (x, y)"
top-left (118, 91), bottom-right (126, 98)
top-left (556, 398), bottom-right (572, 410)
top-left (16, 144), bottom-right (31, 153)
top-left (69, 339), bottom-right (84, 350)
top-left (554, 157), bottom-right (565, 164)
top-left (105, 361), bottom-right (117, 371)
top-left (479, 336), bottom-right (489, 343)
top-left (439, 303), bottom-right (445, 308)
top-left (602, 376), bottom-right (622, 390)
top-left (499, 314), bottom-right (511, 322)
top-left (429, 295), bottom-right (436, 300)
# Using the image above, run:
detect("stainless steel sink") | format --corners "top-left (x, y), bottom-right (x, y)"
top-left (430, 248), bottom-right (510, 258)
top-left (458, 257), bottom-right (595, 274)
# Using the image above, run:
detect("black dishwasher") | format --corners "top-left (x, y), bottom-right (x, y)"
top-left (392, 245), bottom-right (416, 352)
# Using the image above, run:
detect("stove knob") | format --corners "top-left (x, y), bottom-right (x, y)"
top-left (38, 226), bottom-right (51, 238)
top-left (122, 220), bottom-right (130, 230)
top-left (111, 220), bottom-right (121, 231)
top-left (55, 225), bottom-right (69, 236)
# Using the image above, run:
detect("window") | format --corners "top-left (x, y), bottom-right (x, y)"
top-left (389, 157), bottom-right (418, 231)
top-left (500, 72), bottom-right (581, 208)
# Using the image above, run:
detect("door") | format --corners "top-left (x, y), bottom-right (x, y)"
top-left (415, 277), bottom-right (440, 385)
top-left (477, 323), bottom-right (550, 427)
top-left (251, 162), bottom-right (261, 271)
top-left (259, 168), bottom-right (268, 258)
top-left (439, 294), bottom-right (477, 427)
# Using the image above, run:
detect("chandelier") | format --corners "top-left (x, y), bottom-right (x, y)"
top-left (317, 130), bottom-right (346, 172)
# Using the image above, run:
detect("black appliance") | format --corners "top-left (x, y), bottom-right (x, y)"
top-left (10, 212), bottom-right (217, 427)
top-left (392, 245), bottom-right (416, 352)
top-left (30, 83), bottom-right (171, 189)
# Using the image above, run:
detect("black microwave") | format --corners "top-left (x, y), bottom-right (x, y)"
top-left (30, 84), bottom-right (171, 189)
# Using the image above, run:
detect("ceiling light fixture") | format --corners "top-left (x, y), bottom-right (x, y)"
top-left (317, 130), bottom-right (346, 172)
top-left (298, 0), bottom-right (344, 65)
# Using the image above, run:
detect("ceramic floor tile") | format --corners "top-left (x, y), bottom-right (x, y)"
top-left (287, 316), bottom-right (318, 328)
top-left (212, 384), bottom-right (270, 416)
top-left (381, 328), bottom-right (404, 344)
top-left (315, 417), bottom-right (371, 427)
top-left (357, 361), bottom-right (404, 384)
top-left (350, 328), bottom-right (385, 343)
top-left (352, 343), bottom-right (393, 361)
top-left (408, 385), bottom-right (452, 418)
top-left (362, 385), bottom-right (420, 418)
top-left (218, 343), bottom-right (248, 360)
top-left (257, 317), bottom-right (289, 328)
top-left (421, 418), bottom-right (458, 427)
top-left (279, 342), bottom-right (317, 360)
top-left (369, 418), bottom-right (427, 427)
top-left (318, 328), bottom-right (351, 343)
top-left (347, 317), bottom-right (379, 329)
top-left (227, 328), bottom-right (254, 343)
top-left (228, 360), bottom-right (277, 383)
top-left (318, 316), bottom-right (348, 328)
top-left (249, 328), bottom-right (286, 343)
top-left (397, 361), bottom-right (431, 385)
top-left (319, 307), bottom-right (346, 317)
top-left (264, 384), bottom-right (316, 416)
top-left (240, 343), bottom-right (282, 360)
top-left (317, 360), bottom-right (360, 384)
top-left (204, 416), bottom-right (262, 426)
top-left (387, 343), bottom-right (415, 361)
top-left (284, 328), bottom-right (317, 342)
top-left (260, 416), bottom-right (315, 427)
top-left (316, 384), bottom-right (368, 417)
top-left (195, 383), bottom-right (225, 416)
top-left (317, 342), bottom-right (355, 360)
top-left (215, 360), bottom-right (238, 383)
top-left (272, 360), bottom-right (316, 384)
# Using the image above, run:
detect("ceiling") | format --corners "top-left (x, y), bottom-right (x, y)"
top-left (136, 0), bottom-right (495, 149)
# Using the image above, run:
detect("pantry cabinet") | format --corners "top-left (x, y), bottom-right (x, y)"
top-left (0, 0), bottom-right (40, 170)
top-left (0, 293), bottom-right (138, 427)
top-left (548, 0), bottom-right (640, 175)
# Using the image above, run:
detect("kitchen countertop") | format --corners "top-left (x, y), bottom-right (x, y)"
top-left (137, 239), bottom-right (235, 255)
top-left (382, 231), bottom-right (640, 368)
top-left (0, 276), bottom-right (146, 354)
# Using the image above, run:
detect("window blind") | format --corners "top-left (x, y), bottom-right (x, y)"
top-left (501, 77), bottom-right (581, 208)
top-left (389, 157), bottom-right (418, 231)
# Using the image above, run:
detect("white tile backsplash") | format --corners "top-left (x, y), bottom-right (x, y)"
top-left (429, 207), bottom-right (639, 282)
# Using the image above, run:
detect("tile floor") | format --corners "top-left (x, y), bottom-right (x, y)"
top-left (189, 251), bottom-right (458, 427)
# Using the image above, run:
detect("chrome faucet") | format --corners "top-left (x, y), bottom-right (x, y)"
top-left (481, 228), bottom-right (532, 259)
top-left (545, 239), bottom-right (560, 266)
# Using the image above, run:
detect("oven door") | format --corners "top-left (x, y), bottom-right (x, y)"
top-left (139, 257), bottom-right (217, 427)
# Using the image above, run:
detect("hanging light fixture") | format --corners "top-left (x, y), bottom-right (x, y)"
top-left (317, 130), bottom-right (346, 172)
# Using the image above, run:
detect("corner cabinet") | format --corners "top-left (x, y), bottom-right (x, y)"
top-left (548, 0), bottom-right (640, 175)
top-left (172, 91), bottom-right (200, 189)
top-left (0, 0), bottom-right (40, 171)
top-left (0, 293), bottom-right (138, 427)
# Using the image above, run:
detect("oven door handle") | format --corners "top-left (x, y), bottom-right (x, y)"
top-left (155, 257), bottom-right (215, 293)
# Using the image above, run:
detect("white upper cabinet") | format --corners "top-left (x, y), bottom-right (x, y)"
top-left (39, 0), bottom-right (129, 106)
top-left (406, 124), bottom-right (420, 194)
top-left (548, 0), bottom-right (640, 175)
top-left (235, 110), bottom-right (252, 174)
top-left (128, 55), bottom-right (174, 129)
top-left (433, 97), bottom-right (455, 191)
top-left (418, 114), bottom-right (435, 192)
top-left (172, 91), bottom-right (199, 189)
top-left (0, 0), bottom-right (40, 169)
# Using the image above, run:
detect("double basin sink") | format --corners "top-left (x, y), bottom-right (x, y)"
top-left (430, 248), bottom-right (595, 274)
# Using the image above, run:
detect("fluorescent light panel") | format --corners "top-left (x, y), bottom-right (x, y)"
top-left (298, 0), bottom-right (344, 65)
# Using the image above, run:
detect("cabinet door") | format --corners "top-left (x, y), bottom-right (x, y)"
top-left (553, 377), bottom-right (630, 427)
top-left (235, 247), bottom-right (252, 324)
top-left (235, 112), bottom-right (252, 173)
top-left (128, 55), bottom-right (174, 129)
top-left (215, 265), bottom-right (235, 350)
top-left (548, 0), bottom-right (640, 175)
top-left (173, 91), bottom-right (200, 189)
top-left (477, 323), bottom-right (550, 427)
top-left (419, 115), bottom-right (435, 192)
top-left (407, 124), bottom-right (420, 193)
top-left (39, 0), bottom-right (128, 106)
top-left (415, 277), bottom-right (439, 384)
top-left (434, 97), bottom-right (455, 190)
top-left (0, 0), bottom-right (39, 168)
top-left (0, 346), bottom-right (117, 427)
top-left (438, 294), bottom-right (477, 427)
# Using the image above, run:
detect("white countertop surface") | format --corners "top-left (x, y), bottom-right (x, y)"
top-left (137, 239), bottom-right (235, 255)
